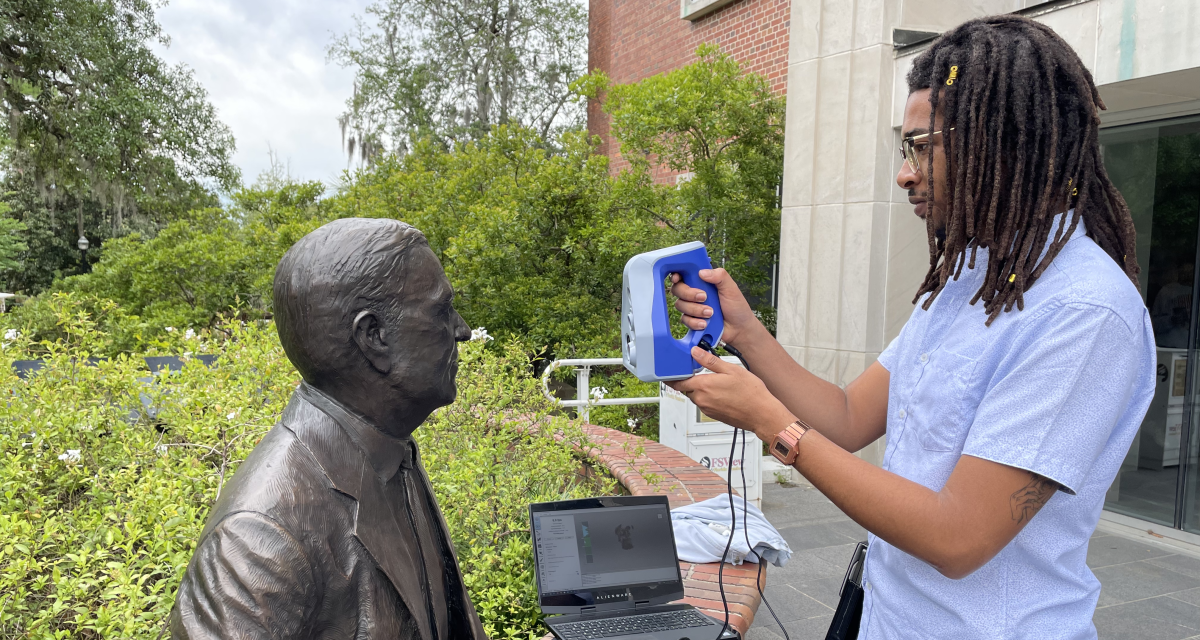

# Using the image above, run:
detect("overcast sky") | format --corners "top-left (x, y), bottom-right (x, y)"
top-left (155, 0), bottom-right (373, 190)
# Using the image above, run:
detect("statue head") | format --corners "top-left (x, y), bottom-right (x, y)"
top-left (273, 218), bottom-right (471, 437)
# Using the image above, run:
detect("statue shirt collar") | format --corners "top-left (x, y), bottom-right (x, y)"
top-left (295, 381), bottom-right (415, 482)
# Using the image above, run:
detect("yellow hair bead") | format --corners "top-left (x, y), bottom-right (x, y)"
top-left (946, 65), bottom-right (959, 85)
top-left (1008, 273), bottom-right (1016, 283)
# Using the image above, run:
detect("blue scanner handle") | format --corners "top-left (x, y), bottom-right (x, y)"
top-left (652, 249), bottom-right (724, 369)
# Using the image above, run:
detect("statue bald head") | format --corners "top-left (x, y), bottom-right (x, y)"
top-left (273, 217), bottom-right (470, 435)
top-left (273, 218), bottom-right (428, 385)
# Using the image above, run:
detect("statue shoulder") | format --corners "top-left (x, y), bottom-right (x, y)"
top-left (199, 422), bottom-right (349, 542)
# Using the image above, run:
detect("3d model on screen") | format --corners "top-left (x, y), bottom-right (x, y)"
top-left (614, 524), bottom-right (635, 550)
top-left (169, 218), bottom-right (486, 640)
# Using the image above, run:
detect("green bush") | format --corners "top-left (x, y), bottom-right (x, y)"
top-left (333, 126), bottom-right (669, 358)
top-left (417, 339), bottom-right (619, 638)
top-left (0, 315), bottom-right (615, 638)
top-left (0, 321), bottom-right (294, 639)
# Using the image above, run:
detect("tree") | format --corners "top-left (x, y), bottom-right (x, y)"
top-left (582, 44), bottom-right (786, 323)
top-left (328, 0), bottom-right (587, 161)
top-left (0, 0), bottom-right (239, 269)
top-left (333, 125), bottom-right (667, 356)
top-left (0, 203), bottom-right (26, 273)
top-left (44, 177), bottom-right (329, 333)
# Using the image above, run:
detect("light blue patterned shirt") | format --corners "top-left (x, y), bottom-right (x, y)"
top-left (862, 216), bottom-right (1156, 639)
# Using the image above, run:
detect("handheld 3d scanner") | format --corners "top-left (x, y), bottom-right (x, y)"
top-left (621, 242), bottom-right (725, 382)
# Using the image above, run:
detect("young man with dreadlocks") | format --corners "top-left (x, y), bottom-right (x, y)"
top-left (667, 15), bottom-right (1155, 638)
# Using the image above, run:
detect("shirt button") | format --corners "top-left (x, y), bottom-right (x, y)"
top-left (919, 353), bottom-right (929, 363)
top-left (897, 409), bottom-right (907, 419)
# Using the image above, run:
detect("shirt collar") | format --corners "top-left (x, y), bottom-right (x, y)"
top-left (962, 210), bottom-right (1087, 273)
top-left (297, 382), bottom-right (415, 481)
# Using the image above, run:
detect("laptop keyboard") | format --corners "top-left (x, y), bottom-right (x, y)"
top-left (554, 609), bottom-right (716, 639)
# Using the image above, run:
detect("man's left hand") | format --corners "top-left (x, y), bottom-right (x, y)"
top-left (665, 347), bottom-right (794, 440)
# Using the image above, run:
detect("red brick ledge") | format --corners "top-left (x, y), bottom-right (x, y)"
top-left (565, 424), bottom-right (767, 637)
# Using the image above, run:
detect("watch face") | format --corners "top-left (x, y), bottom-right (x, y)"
top-left (773, 441), bottom-right (791, 457)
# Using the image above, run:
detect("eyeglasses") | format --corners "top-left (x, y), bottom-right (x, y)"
top-left (899, 128), bottom-right (954, 174)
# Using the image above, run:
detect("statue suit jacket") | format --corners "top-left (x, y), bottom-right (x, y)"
top-left (170, 383), bottom-right (489, 640)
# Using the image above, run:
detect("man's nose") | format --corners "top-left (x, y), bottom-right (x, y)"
top-left (452, 309), bottom-right (471, 342)
top-left (897, 159), bottom-right (920, 190)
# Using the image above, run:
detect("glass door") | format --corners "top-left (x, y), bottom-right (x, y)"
top-left (1100, 115), bottom-right (1200, 529)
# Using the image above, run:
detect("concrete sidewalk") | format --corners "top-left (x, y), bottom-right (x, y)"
top-left (748, 482), bottom-right (1200, 640)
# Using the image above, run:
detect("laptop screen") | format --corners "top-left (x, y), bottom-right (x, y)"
top-left (530, 496), bottom-right (685, 613)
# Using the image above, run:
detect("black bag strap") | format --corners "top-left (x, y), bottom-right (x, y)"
top-left (826, 541), bottom-right (868, 640)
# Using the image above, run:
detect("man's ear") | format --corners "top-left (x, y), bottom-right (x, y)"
top-left (352, 309), bottom-right (392, 374)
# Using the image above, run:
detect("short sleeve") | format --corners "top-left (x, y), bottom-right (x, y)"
top-left (877, 336), bottom-right (902, 372)
top-left (961, 302), bottom-right (1147, 495)
top-left (170, 512), bottom-right (317, 640)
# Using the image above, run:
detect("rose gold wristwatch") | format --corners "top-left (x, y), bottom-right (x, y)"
top-left (770, 419), bottom-right (811, 466)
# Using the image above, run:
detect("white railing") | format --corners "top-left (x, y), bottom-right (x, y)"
top-left (540, 358), bottom-right (660, 422)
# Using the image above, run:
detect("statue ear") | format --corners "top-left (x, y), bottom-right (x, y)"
top-left (352, 309), bottom-right (392, 374)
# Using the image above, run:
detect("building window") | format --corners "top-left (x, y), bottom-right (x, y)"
top-left (1100, 114), bottom-right (1200, 532)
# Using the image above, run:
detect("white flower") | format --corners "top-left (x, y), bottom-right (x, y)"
top-left (165, 326), bottom-right (176, 333)
top-left (155, 444), bottom-right (169, 456)
top-left (627, 418), bottom-right (637, 429)
top-left (184, 328), bottom-right (196, 340)
top-left (590, 386), bottom-right (608, 401)
top-left (227, 412), bottom-right (237, 420)
top-left (4, 329), bottom-right (18, 341)
top-left (470, 327), bottom-right (493, 342)
top-left (58, 450), bottom-right (81, 463)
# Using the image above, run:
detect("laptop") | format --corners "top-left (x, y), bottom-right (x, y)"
top-left (530, 495), bottom-right (738, 640)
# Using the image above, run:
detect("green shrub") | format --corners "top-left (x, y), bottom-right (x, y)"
top-left (0, 321), bottom-right (294, 639)
top-left (0, 316), bottom-right (615, 638)
top-left (417, 339), bottom-right (619, 638)
top-left (333, 126), bottom-right (669, 358)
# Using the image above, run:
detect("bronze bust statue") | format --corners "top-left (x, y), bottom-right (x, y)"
top-left (170, 218), bottom-right (487, 640)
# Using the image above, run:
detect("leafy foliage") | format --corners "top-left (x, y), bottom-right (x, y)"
top-left (328, 0), bottom-right (587, 160)
top-left (11, 43), bottom-right (784, 437)
top-left (417, 339), bottom-right (618, 638)
top-left (583, 44), bottom-right (786, 319)
top-left (0, 200), bottom-right (27, 272)
top-left (2, 292), bottom-right (157, 357)
top-left (0, 320), bottom-right (296, 639)
top-left (333, 126), bottom-right (670, 358)
top-left (3, 181), bottom-right (332, 340)
top-left (0, 310), bottom-right (614, 638)
top-left (0, 0), bottom-right (239, 293)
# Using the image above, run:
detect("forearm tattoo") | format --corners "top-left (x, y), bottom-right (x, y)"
top-left (1009, 472), bottom-right (1057, 524)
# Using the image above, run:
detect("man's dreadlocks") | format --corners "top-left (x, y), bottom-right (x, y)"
top-left (906, 15), bottom-right (1139, 324)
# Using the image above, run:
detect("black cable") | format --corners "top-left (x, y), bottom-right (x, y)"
top-left (710, 339), bottom-right (789, 640)
top-left (698, 337), bottom-right (736, 639)
top-left (720, 342), bottom-right (749, 371)
top-left (738, 427), bottom-right (791, 640)
top-left (715, 412), bottom-right (738, 640)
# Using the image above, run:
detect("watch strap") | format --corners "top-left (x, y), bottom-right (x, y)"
top-left (770, 419), bottom-right (811, 466)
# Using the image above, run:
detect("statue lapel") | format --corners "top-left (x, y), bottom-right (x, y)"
top-left (283, 391), bottom-right (437, 640)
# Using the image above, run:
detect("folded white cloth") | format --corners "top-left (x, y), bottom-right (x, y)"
top-left (671, 494), bottom-right (792, 567)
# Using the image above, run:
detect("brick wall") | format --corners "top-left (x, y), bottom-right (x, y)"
top-left (588, 0), bottom-right (791, 180)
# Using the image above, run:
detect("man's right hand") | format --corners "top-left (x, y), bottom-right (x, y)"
top-left (669, 268), bottom-right (761, 348)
